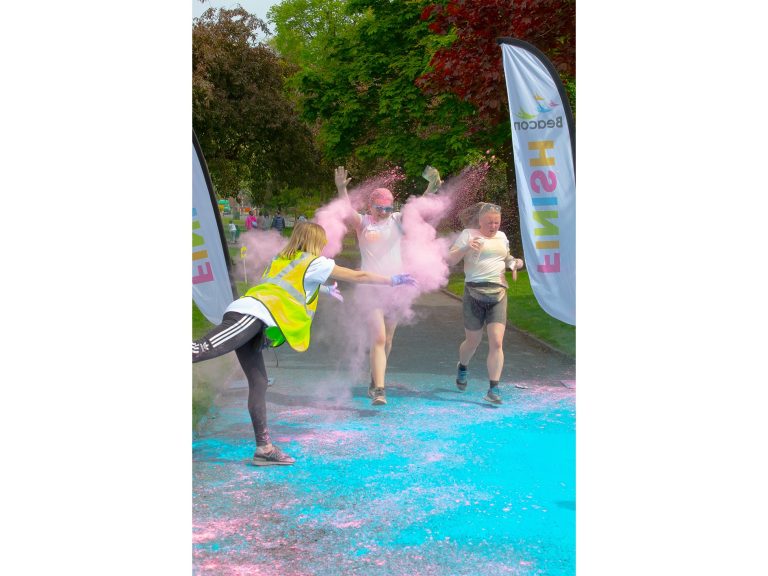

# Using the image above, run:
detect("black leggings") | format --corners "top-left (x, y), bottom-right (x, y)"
top-left (193, 312), bottom-right (271, 447)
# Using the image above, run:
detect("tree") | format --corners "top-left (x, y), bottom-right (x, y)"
top-left (416, 0), bottom-right (576, 254)
top-left (284, 0), bottom-right (489, 182)
top-left (192, 7), bottom-right (323, 201)
top-left (418, 0), bottom-right (575, 120)
top-left (267, 0), bottom-right (357, 71)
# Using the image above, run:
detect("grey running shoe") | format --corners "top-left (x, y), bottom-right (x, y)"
top-left (252, 445), bottom-right (295, 466)
top-left (456, 363), bottom-right (468, 391)
top-left (483, 387), bottom-right (502, 405)
top-left (371, 387), bottom-right (387, 405)
top-left (367, 381), bottom-right (376, 400)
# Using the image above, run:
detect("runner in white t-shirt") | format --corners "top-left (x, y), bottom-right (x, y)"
top-left (334, 165), bottom-right (440, 406)
top-left (446, 202), bottom-right (524, 405)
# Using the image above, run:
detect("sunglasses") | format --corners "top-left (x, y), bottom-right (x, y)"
top-left (373, 205), bottom-right (393, 213)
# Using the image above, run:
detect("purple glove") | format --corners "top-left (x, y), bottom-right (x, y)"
top-left (321, 282), bottom-right (344, 302)
top-left (391, 274), bottom-right (417, 287)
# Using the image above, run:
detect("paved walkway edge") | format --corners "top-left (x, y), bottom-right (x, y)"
top-left (439, 288), bottom-right (574, 360)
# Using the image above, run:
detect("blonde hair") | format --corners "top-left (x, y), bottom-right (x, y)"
top-left (459, 202), bottom-right (501, 229)
top-left (278, 222), bottom-right (328, 259)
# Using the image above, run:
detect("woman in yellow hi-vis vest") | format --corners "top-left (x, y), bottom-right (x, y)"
top-left (193, 222), bottom-right (416, 466)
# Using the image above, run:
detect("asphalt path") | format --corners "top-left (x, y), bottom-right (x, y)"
top-left (193, 288), bottom-right (575, 575)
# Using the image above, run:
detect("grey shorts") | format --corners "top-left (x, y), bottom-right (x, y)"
top-left (462, 289), bottom-right (508, 331)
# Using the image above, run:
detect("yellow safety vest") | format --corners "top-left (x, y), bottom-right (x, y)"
top-left (244, 252), bottom-right (320, 352)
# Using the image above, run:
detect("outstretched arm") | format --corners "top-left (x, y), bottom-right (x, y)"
top-left (329, 265), bottom-right (416, 286)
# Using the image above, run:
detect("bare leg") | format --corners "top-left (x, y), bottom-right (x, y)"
top-left (384, 317), bottom-right (398, 360)
top-left (486, 322), bottom-right (506, 381)
top-left (459, 328), bottom-right (483, 366)
top-left (369, 309), bottom-right (388, 389)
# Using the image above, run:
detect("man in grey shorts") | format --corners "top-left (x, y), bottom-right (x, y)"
top-left (446, 203), bottom-right (524, 404)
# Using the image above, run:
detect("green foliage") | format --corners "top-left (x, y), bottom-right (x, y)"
top-left (268, 0), bottom-right (358, 70)
top-left (564, 76), bottom-right (576, 117)
top-left (192, 301), bottom-right (216, 431)
top-left (277, 0), bottom-right (488, 180)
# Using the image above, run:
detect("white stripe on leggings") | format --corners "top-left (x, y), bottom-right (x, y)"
top-left (209, 314), bottom-right (253, 345)
top-left (209, 314), bottom-right (258, 348)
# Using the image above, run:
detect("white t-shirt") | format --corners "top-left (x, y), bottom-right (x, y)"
top-left (354, 212), bottom-right (403, 276)
top-left (225, 256), bottom-right (336, 326)
top-left (452, 229), bottom-right (510, 286)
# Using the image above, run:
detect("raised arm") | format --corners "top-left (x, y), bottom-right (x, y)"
top-left (422, 165), bottom-right (443, 195)
top-left (335, 165), bottom-right (352, 200)
top-left (335, 166), bottom-right (363, 230)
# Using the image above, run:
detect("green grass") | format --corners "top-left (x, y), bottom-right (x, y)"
top-left (445, 270), bottom-right (575, 357)
top-left (193, 301), bottom-right (214, 340)
top-left (192, 302), bottom-right (214, 431)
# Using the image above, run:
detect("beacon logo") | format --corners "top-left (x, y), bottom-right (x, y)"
top-left (514, 92), bottom-right (560, 120)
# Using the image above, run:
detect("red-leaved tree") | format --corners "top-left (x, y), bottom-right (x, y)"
top-left (416, 0), bottom-right (575, 253)
top-left (418, 0), bottom-right (574, 122)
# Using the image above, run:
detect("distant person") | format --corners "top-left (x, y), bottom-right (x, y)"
top-left (245, 209), bottom-right (258, 232)
top-left (228, 221), bottom-right (238, 244)
top-left (259, 212), bottom-right (271, 231)
top-left (446, 202), bottom-right (524, 405)
top-left (192, 222), bottom-right (416, 466)
top-left (271, 211), bottom-right (286, 233)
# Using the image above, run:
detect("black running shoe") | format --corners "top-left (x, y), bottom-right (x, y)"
top-left (483, 387), bottom-right (502, 405)
top-left (252, 445), bottom-right (295, 466)
top-left (371, 387), bottom-right (387, 405)
top-left (456, 363), bottom-right (468, 391)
